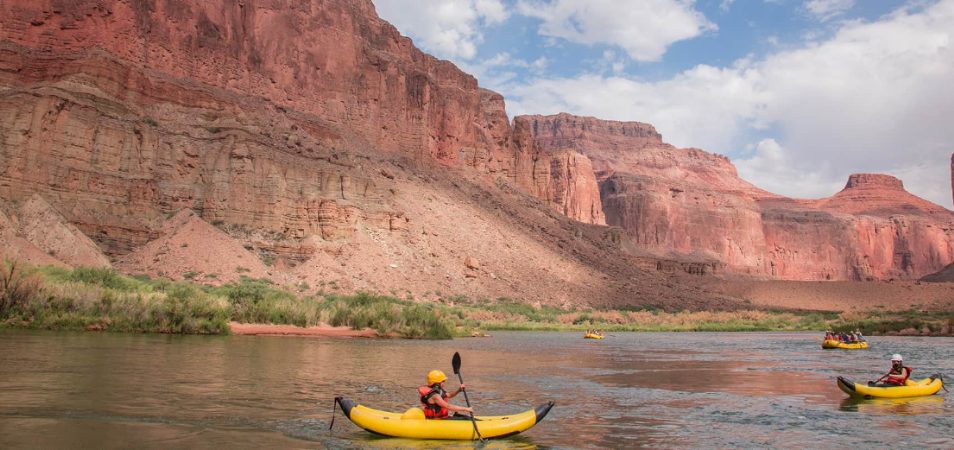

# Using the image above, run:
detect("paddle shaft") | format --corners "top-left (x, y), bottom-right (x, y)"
top-left (452, 352), bottom-right (484, 442)
top-left (455, 372), bottom-right (473, 408)
top-left (455, 371), bottom-right (483, 441)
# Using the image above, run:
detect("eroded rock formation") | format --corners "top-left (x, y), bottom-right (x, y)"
top-left (521, 113), bottom-right (954, 281)
top-left (0, 0), bottom-right (711, 308)
top-left (0, 0), bottom-right (950, 315)
top-left (116, 209), bottom-right (273, 283)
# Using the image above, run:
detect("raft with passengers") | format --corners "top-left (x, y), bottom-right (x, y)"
top-left (822, 330), bottom-right (868, 349)
top-left (584, 329), bottom-right (605, 339)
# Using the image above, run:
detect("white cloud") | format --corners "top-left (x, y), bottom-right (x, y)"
top-left (503, 63), bottom-right (768, 153)
top-left (515, 0), bottom-right (716, 61)
top-left (734, 139), bottom-right (843, 199)
top-left (805, 0), bottom-right (856, 22)
top-left (501, 0), bottom-right (954, 207)
top-left (457, 52), bottom-right (549, 87)
top-left (374, 0), bottom-right (509, 60)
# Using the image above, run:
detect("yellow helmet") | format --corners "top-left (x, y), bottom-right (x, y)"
top-left (426, 370), bottom-right (447, 385)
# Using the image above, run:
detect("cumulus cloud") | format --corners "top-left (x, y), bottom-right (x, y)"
top-left (458, 52), bottom-right (549, 87)
top-left (734, 139), bottom-right (843, 199)
top-left (503, 63), bottom-right (769, 153)
top-left (805, 0), bottom-right (856, 22)
top-left (515, 0), bottom-right (716, 61)
top-left (502, 1), bottom-right (954, 207)
top-left (374, 0), bottom-right (509, 60)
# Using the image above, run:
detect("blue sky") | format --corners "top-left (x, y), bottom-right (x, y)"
top-left (375, 0), bottom-right (954, 208)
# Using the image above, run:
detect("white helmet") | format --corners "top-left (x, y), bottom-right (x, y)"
top-left (891, 353), bottom-right (903, 361)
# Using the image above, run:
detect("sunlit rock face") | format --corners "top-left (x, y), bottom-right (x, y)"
top-left (0, 0), bottom-right (609, 254)
top-left (521, 114), bottom-right (954, 281)
top-left (0, 0), bottom-right (692, 309)
top-left (1, 0), bottom-right (950, 291)
top-left (0, 0), bottom-right (487, 254)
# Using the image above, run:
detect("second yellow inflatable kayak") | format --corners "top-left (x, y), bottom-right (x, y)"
top-left (584, 333), bottom-right (604, 339)
top-left (822, 339), bottom-right (868, 349)
top-left (836, 375), bottom-right (945, 399)
top-left (334, 397), bottom-right (554, 440)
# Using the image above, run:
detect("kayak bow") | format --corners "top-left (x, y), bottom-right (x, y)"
top-left (334, 397), bottom-right (554, 440)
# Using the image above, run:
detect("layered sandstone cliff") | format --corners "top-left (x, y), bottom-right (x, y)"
top-left (0, 0), bottom-right (604, 253)
top-left (1, 0), bottom-right (949, 314)
top-left (0, 0), bottom-right (715, 308)
top-left (521, 114), bottom-right (954, 281)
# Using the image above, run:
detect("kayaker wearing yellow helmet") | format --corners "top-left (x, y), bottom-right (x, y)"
top-left (418, 369), bottom-right (473, 419)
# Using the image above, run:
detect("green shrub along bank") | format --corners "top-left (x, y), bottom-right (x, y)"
top-left (2, 261), bottom-right (950, 339)
top-left (0, 262), bottom-right (454, 338)
top-left (829, 310), bottom-right (954, 336)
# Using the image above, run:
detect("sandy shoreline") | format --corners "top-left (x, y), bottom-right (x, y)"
top-left (229, 322), bottom-right (382, 338)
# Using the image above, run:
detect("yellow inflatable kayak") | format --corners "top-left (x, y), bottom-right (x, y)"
top-left (584, 333), bottom-right (604, 339)
top-left (334, 397), bottom-right (554, 440)
top-left (837, 375), bottom-right (945, 399)
top-left (822, 339), bottom-right (868, 349)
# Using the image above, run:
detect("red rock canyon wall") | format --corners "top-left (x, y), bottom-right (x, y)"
top-left (521, 114), bottom-right (954, 281)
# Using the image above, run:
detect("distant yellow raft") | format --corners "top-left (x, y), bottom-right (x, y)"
top-left (584, 333), bottom-right (604, 339)
top-left (334, 397), bottom-right (554, 440)
top-left (822, 339), bottom-right (868, 349)
top-left (837, 375), bottom-right (944, 399)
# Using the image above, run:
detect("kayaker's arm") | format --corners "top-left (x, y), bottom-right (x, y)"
top-left (446, 383), bottom-right (465, 399)
top-left (431, 393), bottom-right (473, 414)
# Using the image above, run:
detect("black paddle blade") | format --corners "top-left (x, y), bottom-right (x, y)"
top-left (452, 352), bottom-right (462, 374)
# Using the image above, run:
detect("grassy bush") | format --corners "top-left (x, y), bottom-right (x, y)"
top-left (1, 259), bottom-right (43, 316)
top-left (318, 292), bottom-right (453, 339)
top-left (5, 261), bottom-right (948, 338)
top-left (830, 310), bottom-right (954, 335)
top-left (4, 269), bottom-right (230, 334)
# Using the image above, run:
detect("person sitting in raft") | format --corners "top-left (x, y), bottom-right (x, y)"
top-left (419, 370), bottom-right (473, 419)
top-left (869, 354), bottom-right (912, 387)
top-left (855, 329), bottom-right (865, 341)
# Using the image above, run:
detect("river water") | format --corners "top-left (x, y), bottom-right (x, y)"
top-left (0, 330), bottom-right (951, 449)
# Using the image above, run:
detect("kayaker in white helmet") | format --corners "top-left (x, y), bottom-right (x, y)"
top-left (871, 354), bottom-right (912, 386)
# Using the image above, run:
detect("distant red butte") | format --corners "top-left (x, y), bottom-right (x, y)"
top-left (520, 113), bottom-right (954, 281)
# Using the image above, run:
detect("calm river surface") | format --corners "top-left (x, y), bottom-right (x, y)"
top-left (1, 330), bottom-right (952, 449)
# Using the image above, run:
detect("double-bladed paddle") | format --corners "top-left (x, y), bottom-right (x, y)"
top-left (452, 352), bottom-right (484, 442)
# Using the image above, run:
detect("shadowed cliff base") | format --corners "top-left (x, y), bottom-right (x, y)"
top-left (921, 262), bottom-right (954, 282)
top-left (700, 278), bottom-right (954, 312)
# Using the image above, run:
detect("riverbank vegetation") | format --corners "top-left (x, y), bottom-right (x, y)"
top-left (1, 260), bottom-right (950, 338)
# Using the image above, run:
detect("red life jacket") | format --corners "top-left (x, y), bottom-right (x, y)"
top-left (418, 385), bottom-right (449, 419)
top-left (885, 366), bottom-right (913, 386)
